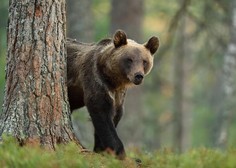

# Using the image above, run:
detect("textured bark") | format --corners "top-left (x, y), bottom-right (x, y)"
top-left (67, 0), bottom-right (94, 42)
top-left (0, 0), bottom-right (81, 149)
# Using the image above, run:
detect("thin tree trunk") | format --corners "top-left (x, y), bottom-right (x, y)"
top-left (110, 0), bottom-right (143, 41)
top-left (170, 0), bottom-right (192, 153)
top-left (172, 16), bottom-right (186, 153)
top-left (217, 1), bottom-right (236, 148)
top-left (67, 0), bottom-right (93, 42)
top-left (0, 0), bottom-right (81, 149)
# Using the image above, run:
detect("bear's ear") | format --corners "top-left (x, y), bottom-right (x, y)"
top-left (113, 30), bottom-right (127, 48)
top-left (145, 36), bottom-right (159, 55)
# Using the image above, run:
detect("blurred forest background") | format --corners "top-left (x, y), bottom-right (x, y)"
top-left (0, 0), bottom-right (236, 153)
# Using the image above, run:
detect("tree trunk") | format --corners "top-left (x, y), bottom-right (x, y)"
top-left (110, 0), bottom-right (143, 41)
top-left (170, 0), bottom-right (193, 153)
top-left (67, 0), bottom-right (94, 42)
top-left (217, 1), bottom-right (236, 148)
top-left (0, 0), bottom-right (81, 149)
top-left (172, 16), bottom-right (186, 153)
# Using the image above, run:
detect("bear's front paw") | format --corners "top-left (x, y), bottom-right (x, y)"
top-left (104, 147), bottom-right (126, 160)
top-left (94, 145), bottom-right (126, 160)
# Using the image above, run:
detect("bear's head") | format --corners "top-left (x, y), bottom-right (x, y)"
top-left (97, 30), bottom-right (159, 88)
top-left (110, 30), bottom-right (159, 86)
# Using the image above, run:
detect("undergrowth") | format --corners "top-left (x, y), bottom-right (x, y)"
top-left (0, 137), bottom-right (236, 168)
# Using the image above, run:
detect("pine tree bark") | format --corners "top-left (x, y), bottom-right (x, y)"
top-left (0, 0), bottom-right (81, 149)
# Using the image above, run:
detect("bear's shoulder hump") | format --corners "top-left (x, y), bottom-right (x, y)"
top-left (97, 38), bottom-right (112, 46)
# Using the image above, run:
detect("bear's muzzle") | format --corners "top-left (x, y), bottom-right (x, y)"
top-left (133, 72), bottom-right (144, 85)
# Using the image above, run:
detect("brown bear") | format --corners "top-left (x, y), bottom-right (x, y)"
top-left (66, 30), bottom-right (159, 159)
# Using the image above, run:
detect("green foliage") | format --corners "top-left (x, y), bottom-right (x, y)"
top-left (0, 136), bottom-right (123, 168)
top-left (229, 121), bottom-right (236, 147)
top-left (0, 51), bottom-right (6, 114)
top-left (93, 0), bottom-right (111, 40)
top-left (191, 106), bottom-right (215, 147)
top-left (1, 137), bottom-right (236, 168)
top-left (0, 0), bottom-right (8, 51)
top-left (0, 0), bottom-right (236, 155)
top-left (0, 0), bottom-right (7, 114)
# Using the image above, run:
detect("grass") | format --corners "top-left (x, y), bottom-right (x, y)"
top-left (0, 137), bottom-right (236, 168)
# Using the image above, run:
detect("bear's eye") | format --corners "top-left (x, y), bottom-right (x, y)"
top-left (126, 58), bottom-right (133, 64)
top-left (143, 60), bottom-right (148, 67)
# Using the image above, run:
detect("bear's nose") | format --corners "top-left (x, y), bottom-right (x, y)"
top-left (134, 73), bottom-right (144, 85)
top-left (135, 74), bottom-right (144, 80)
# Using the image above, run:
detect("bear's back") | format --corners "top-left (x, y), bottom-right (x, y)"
top-left (66, 38), bottom-right (113, 110)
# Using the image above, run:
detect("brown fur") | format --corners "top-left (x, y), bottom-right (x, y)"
top-left (66, 30), bottom-right (159, 159)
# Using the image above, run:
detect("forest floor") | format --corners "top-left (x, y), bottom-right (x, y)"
top-left (0, 137), bottom-right (236, 168)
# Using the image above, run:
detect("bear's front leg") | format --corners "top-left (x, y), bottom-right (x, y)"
top-left (113, 105), bottom-right (123, 128)
top-left (94, 132), bottom-right (105, 152)
top-left (113, 89), bottom-right (126, 127)
top-left (85, 94), bottom-right (126, 159)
